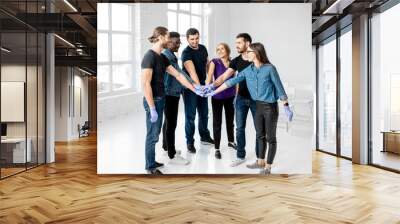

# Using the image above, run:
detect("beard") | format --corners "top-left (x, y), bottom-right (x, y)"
top-left (237, 47), bottom-right (245, 54)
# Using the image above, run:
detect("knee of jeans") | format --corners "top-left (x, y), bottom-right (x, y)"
top-left (256, 134), bottom-right (266, 140)
top-left (266, 137), bottom-right (277, 144)
top-left (236, 126), bottom-right (245, 133)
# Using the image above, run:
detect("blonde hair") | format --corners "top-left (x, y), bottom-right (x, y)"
top-left (148, 26), bottom-right (168, 43)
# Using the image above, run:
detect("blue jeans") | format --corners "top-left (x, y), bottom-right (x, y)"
top-left (235, 95), bottom-right (258, 159)
top-left (183, 89), bottom-right (211, 145)
top-left (143, 97), bottom-right (165, 170)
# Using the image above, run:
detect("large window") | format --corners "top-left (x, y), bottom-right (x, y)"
top-left (340, 29), bottom-right (352, 158)
top-left (97, 3), bottom-right (141, 96)
top-left (167, 3), bottom-right (208, 64)
top-left (371, 3), bottom-right (400, 171)
top-left (318, 36), bottom-right (337, 155)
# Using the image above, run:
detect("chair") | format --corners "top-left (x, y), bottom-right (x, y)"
top-left (78, 121), bottom-right (90, 138)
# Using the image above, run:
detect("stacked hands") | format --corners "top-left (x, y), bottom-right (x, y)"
top-left (193, 84), bottom-right (294, 122)
top-left (194, 84), bottom-right (216, 97)
top-left (150, 85), bottom-right (294, 123)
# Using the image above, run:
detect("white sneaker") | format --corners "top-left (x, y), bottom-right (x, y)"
top-left (230, 158), bottom-right (246, 167)
top-left (169, 155), bottom-right (190, 165)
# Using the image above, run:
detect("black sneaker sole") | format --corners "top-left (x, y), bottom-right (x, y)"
top-left (155, 162), bottom-right (164, 168)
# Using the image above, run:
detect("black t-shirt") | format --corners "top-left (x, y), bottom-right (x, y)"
top-left (229, 55), bottom-right (252, 98)
top-left (141, 49), bottom-right (171, 97)
top-left (181, 44), bottom-right (208, 84)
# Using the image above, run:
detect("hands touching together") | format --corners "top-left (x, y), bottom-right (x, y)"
top-left (193, 83), bottom-right (216, 97)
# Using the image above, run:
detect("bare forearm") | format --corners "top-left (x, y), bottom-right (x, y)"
top-left (213, 69), bottom-right (234, 87)
top-left (176, 74), bottom-right (195, 92)
top-left (143, 83), bottom-right (154, 108)
top-left (214, 83), bottom-right (228, 94)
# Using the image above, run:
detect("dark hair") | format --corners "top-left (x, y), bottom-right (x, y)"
top-left (236, 33), bottom-right (252, 43)
top-left (148, 26), bottom-right (168, 43)
top-left (169, 31), bottom-right (180, 39)
top-left (186, 28), bottom-right (199, 38)
top-left (249, 42), bottom-right (271, 64)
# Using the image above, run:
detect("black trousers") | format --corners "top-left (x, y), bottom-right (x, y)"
top-left (255, 101), bottom-right (279, 164)
top-left (162, 95), bottom-right (180, 159)
top-left (211, 96), bottom-right (235, 149)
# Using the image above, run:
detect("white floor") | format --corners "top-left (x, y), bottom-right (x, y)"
top-left (98, 101), bottom-right (313, 174)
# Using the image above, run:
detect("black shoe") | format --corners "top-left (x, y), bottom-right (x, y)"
top-left (201, 137), bottom-right (215, 145)
top-left (187, 144), bottom-right (196, 153)
top-left (155, 161), bottom-right (164, 168)
top-left (215, 149), bottom-right (221, 159)
top-left (228, 142), bottom-right (237, 150)
top-left (147, 169), bottom-right (163, 175)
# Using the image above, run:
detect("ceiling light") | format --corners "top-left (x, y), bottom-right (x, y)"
top-left (78, 67), bottom-right (93, 76)
top-left (54, 34), bottom-right (75, 48)
top-left (63, 0), bottom-right (78, 12)
top-left (323, 0), bottom-right (354, 15)
top-left (1, 47), bottom-right (11, 53)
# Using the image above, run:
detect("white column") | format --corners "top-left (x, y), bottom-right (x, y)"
top-left (352, 14), bottom-right (369, 164)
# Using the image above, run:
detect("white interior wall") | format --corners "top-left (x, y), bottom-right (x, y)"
top-left (55, 67), bottom-right (89, 141)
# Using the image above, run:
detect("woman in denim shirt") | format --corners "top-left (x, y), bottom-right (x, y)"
top-left (206, 42), bottom-right (294, 174)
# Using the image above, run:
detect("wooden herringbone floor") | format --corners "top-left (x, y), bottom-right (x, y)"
top-left (1, 134), bottom-right (400, 224)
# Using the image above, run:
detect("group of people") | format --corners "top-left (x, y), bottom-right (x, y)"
top-left (141, 26), bottom-right (293, 175)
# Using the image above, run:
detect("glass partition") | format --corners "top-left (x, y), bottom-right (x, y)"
top-left (317, 36), bottom-right (337, 155)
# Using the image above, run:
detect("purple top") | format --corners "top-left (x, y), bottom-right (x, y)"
top-left (211, 58), bottom-right (236, 99)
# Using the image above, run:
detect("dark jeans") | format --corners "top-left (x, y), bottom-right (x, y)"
top-left (235, 95), bottom-right (258, 159)
top-left (143, 97), bottom-right (165, 170)
top-left (183, 89), bottom-right (212, 145)
top-left (162, 95), bottom-right (180, 159)
top-left (211, 96), bottom-right (235, 149)
top-left (255, 101), bottom-right (279, 164)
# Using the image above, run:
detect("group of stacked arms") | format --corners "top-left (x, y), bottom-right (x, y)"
top-left (141, 26), bottom-right (294, 175)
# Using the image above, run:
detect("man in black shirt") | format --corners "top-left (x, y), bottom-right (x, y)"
top-left (207, 33), bottom-right (258, 167)
top-left (182, 28), bottom-right (214, 153)
top-left (141, 26), bottom-right (202, 174)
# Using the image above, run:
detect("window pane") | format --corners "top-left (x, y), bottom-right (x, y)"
top-left (168, 3), bottom-right (177, 10)
top-left (97, 3), bottom-right (109, 30)
top-left (371, 3), bottom-right (400, 171)
top-left (98, 33), bottom-right (109, 62)
top-left (112, 4), bottom-right (130, 31)
top-left (112, 34), bottom-right (130, 61)
top-left (318, 38), bottom-right (337, 154)
top-left (179, 3), bottom-right (190, 11)
top-left (340, 30), bottom-right (352, 158)
top-left (167, 11), bottom-right (177, 32)
top-left (98, 65), bottom-right (110, 93)
top-left (112, 64), bottom-right (132, 91)
top-left (178, 13), bottom-right (190, 35)
top-left (191, 3), bottom-right (201, 15)
top-left (191, 16), bottom-right (201, 32)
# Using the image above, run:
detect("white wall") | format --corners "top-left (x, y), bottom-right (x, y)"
top-left (55, 67), bottom-right (89, 141)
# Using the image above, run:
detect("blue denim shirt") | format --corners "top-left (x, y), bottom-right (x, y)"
top-left (162, 49), bottom-right (193, 97)
top-left (225, 63), bottom-right (288, 103)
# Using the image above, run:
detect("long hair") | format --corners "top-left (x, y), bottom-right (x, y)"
top-left (148, 26), bottom-right (168, 43)
top-left (249, 42), bottom-right (271, 64)
top-left (217, 43), bottom-right (231, 61)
